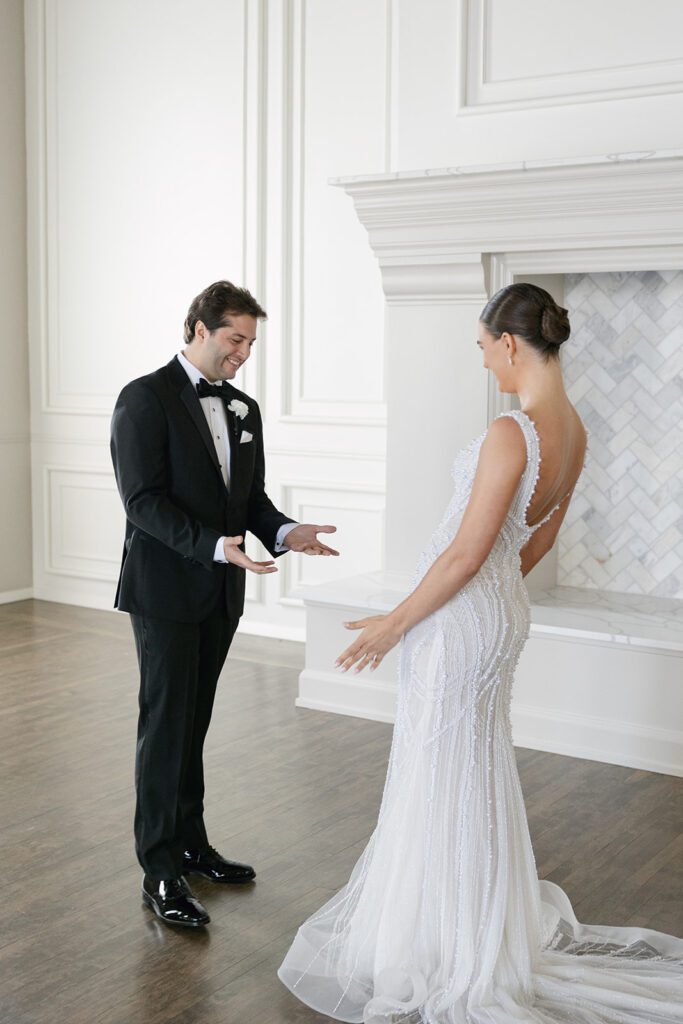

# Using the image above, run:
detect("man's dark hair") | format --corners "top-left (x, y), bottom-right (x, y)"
top-left (183, 281), bottom-right (267, 344)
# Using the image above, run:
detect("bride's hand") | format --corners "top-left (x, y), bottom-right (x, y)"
top-left (335, 615), bottom-right (402, 674)
top-left (222, 536), bottom-right (278, 574)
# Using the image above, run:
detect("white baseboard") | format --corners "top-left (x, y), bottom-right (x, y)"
top-left (296, 672), bottom-right (683, 777)
top-left (0, 587), bottom-right (34, 605)
top-left (510, 703), bottom-right (683, 778)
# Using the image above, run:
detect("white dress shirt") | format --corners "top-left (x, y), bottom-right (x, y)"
top-left (176, 351), bottom-right (297, 562)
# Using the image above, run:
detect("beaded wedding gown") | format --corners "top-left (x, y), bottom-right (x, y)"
top-left (278, 409), bottom-right (683, 1023)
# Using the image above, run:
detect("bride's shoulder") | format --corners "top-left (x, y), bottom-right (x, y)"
top-left (474, 414), bottom-right (528, 474)
top-left (485, 412), bottom-right (529, 449)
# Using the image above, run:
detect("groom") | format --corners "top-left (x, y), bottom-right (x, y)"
top-left (110, 280), bottom-right (338, 928)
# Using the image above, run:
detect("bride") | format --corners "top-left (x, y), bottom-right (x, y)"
top-left (278, 283), bottom-right (683, 1023)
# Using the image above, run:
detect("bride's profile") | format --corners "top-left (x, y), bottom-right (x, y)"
top-left (278, 283), bottom-right (683, 1023)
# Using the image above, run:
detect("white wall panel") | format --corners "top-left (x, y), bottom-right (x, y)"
top-left (282, 0), bottom-right (389, 424)
top-left (45, 467), bottom-right (121, 580)
top-left (396, 0), bottom-right (683, 170)
top-left (466, 0), bottom-right (683, 110)
top-left (44, 0), bottom-right (247, 413)
top-left (278, 482), bottom-right (384, 601)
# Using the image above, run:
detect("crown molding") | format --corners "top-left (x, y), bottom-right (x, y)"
top-left (332, 150), bottom-right (683, 268)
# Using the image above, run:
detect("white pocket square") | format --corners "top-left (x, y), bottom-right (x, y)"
top-left (240, 430), bottom-right (253, 444)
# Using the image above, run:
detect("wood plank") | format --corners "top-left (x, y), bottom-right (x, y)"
top-left (0, 599), bottom-right (680, 1024)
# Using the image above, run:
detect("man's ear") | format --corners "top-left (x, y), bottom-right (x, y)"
top-left (194, 320), bottom-right (206, 344)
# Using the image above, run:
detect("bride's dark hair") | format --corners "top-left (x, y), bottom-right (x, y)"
top-left (480, 283), bottom-right (570, 361)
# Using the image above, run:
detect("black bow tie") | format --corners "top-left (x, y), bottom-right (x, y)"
top-left (196, 379), bottom-right (228, 400)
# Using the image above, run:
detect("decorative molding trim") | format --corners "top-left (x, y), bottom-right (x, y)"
top-left (0, 588), bottom-right (34, 606)
top-left (328, 146), bottom-right (683, 451)
top-left (278, 479), bottom-right (384, 602)
top-left (484, 253), bottom-right (515, 423)
top-left (379, 255), bottom-right (487, 305)
top-left (277, 411), bottom-right (387, 428)
top-left (461, 0), bottom-right (683, 114)
top-left (491, 244), bottom-right (683, 275)
top-left (278, 0), bottom-right (386, 425)
top-left (241, 0), bottom-right (268, 408)
top-left (267, 446), bottom-right (386, 462)
top-left (44, 465), bottom-right (121, 582)
top-left (384, 0), bottom-right (398, 172)
top-left (333, 152), bottom-right (683, 263)
top-left (30, 0), bottom-right (257, 418)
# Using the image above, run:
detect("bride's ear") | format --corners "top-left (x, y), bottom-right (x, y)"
top-left (501, 331), bottom-right (517, 364)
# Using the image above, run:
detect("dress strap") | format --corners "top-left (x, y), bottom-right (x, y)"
top-left (496, 409), bottom-right (541, 530)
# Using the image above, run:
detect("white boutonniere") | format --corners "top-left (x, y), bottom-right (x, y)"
top-left (227, 399), bottom-right (249, 420)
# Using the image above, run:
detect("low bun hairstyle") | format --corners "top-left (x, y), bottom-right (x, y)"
top-left (480, 283), bottom-right (570, 361)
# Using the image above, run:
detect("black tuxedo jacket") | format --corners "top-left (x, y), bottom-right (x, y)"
top-left (110, 355), bottom-right (294, 622)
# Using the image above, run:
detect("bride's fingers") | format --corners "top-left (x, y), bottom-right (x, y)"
top-left (335, 651), bottom-right (357, 671)
top-left (335, 643), bottom-right (362, 667)
top-left (353, 654), bottom-right (373, 674)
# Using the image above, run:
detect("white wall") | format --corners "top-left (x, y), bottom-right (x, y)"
top-left (0, 0), bottom-right (32, 602)
top-left (24, 0), bottom-right (389, 637)
top-left (394, 0), bottom-right (683, 171)
top-left (23, 0), bottom-right (683, 635)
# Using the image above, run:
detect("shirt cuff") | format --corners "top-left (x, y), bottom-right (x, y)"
top-left (275, 522), bottom-right (298, 552)
top-left (214, 536), bottom-right (228, 562)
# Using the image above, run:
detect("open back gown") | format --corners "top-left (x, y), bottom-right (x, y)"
top-left (278, 409), bottom-right (683, 1024)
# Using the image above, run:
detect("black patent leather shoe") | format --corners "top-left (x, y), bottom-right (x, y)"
top-left (141, 875), bottom-right (210, 928)
top-left (183, 845), bottom-right (256, 884)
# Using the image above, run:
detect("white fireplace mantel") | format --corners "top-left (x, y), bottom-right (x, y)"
top-left (296, 149), bottom-right (683, 778)
top-left (331, 149), bottom-right (683, 266)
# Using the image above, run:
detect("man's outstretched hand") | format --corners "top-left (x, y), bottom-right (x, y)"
top-left (222, 536), bottom-right (278, 574)
top-left (283, 524), bottom-right (339, 557)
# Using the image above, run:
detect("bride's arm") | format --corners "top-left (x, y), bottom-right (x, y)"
top-left (337, 417), bottom-right (527, 673)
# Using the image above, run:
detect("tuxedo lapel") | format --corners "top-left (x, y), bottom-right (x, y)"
top-left (180, 381), bottom-right (224, 481)
top-left (166, 357), bottom-right (224, 484)
top-left (224, 405), bottom-right (238, 485)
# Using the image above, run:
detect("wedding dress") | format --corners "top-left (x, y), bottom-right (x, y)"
top-left (278, 409), bottom-right (683, 1024)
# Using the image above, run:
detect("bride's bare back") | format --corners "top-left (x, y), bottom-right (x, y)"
top-left (522, 402), bottom-right (588, 529)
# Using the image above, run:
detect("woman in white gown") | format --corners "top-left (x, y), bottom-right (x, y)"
top-left (278, 283), bottom-right (683, 1024)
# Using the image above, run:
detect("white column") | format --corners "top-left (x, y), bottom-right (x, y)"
top-left (297, 253), bottom-right (490, 720)
top-left (381, 255), bottom-right (489, 571)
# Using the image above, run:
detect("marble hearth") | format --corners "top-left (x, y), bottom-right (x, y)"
top-left (295, 151), bottom-right (683, 777)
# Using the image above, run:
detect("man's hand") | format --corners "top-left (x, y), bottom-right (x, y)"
top-left (222, 536), bottom-right (278, 574)
top-left (282, 524), bottom-right (339, 556)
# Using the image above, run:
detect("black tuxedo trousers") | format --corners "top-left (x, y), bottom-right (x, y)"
top-left (130, 600), bottom-right (238, 879)
top-left (110, 356), bottom-right (294, 878)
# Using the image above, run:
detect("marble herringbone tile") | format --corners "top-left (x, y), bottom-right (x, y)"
top-left (559, 271), bottom-right (683, 599)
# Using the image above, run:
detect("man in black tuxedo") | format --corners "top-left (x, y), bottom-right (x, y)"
top-left (111, 280), bottom-right (338, 928)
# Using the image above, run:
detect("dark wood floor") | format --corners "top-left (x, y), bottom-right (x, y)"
top-left (0, 599), bottom-right (681, 1024)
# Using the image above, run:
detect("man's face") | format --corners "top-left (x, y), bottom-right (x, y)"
top-left (191, 313), bottom-right (257, 382)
